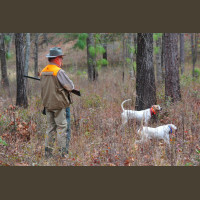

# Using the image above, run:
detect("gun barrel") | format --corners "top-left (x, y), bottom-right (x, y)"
top-left (23, 75), bottom-right (81, 96)
top-left (24, 75), bottom-right (40, 81)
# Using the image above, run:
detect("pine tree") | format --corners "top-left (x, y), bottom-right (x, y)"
top-left (180, 33), bottom-right (185, 74)
top-left (164, 33), bottom-right (181, 102)
top-left (15, 33), bottom-right (28, 108)
top-left (0, 33), bottom-right (10, 89)
top-left (87, 33), bottom-right (98, 81)
top-left (34, 33), bottom-right (39, 77)
top-left (136, 33), bottom-right (156, 110)
top-left (24, 33), bottom-right (30, 87)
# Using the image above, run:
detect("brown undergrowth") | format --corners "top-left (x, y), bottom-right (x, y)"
top-left (0, 67), bottom-right (200, 166)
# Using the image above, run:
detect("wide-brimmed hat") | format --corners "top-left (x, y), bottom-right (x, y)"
top-left (46, 47), bottom-right (65, 58)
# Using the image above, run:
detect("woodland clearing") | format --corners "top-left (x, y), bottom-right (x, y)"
top-left (0, 33), bottom-right (200, 166)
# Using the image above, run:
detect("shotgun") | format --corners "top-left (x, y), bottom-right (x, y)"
top-left (24, 75), bottom-right (81, 96)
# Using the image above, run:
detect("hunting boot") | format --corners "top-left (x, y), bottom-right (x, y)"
top-left (45, 147), bottom-right (53, 158)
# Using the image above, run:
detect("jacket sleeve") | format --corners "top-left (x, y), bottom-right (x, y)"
top-left (57, 69), bottom-right (74, 91)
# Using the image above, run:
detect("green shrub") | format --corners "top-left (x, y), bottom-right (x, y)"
top-left (96, 45), bottom-right (105, 54)
top-left (154, 46), bottom-right (159, 54)
top-left (76, 70), bottom-right (87, 76)
top-left (4, 35), bottom-right (11, 44)
top-left (64, 33), bottom-right (79, 42)
top-left (97, 59), bottom-right (108, 68)
top-left (75, 40), bottom-right (86, 50)
top-left (83, 94), bottom-right (102, 108)
top-left (133, 61), bottom-right (136, 72)
top-left (0, 137), bottom-right (7, 146)
top-left (74, 33), bottom-right (88, 50)
top-left (79, 33), bottom-right (88, 40)
top-left (126, 58), bottom-right (131, 64)
top-left (180, 74), bottom-right (193, 86)
top-left (6, 52), bottom-right (12, 60)
top-left (194, 68), bottom-right (200, 78)
top-left (185, 162), bottom-right (193, 166)
top-left (89, 46), bottom-right (96, 57)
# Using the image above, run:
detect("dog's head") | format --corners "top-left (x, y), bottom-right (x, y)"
top-left (152, 105), bottom-right (162, 112)
top-left (168, 124), bottom-right (177, 134)
top-left (150, 105), bottom-right (162, 115)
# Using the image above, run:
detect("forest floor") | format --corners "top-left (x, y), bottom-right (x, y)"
top-left (0, 67), bottom-right (200, 166)
top-left (0, 37), bottom-right (200, 166)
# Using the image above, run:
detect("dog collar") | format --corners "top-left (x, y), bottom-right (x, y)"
top-left (150, 107), bottom-right (156, 116)
top-left (168, 126), bottom-right (172, 134)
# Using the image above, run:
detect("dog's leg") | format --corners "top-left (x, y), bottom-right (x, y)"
top-left (120, 118), bottom-right (127, 134)
top-left (144, 120), bottom-right (148, 126)
top-left (134, 130), bottom-right (144, 145)
top-left (164, 136), bottom-right (171, 148)
top-left (120, 113), bottom-right (127, 134)
top-left (121, 116), bottom-right (128, 126)
top-left (139, 134), bottom-right (148, 144)
top-left (164, 137), bottom-right (171, 159)
top-left (134, 140), bottom-right (141, 144)
top-left (120, 124), bottom-right (125, 134)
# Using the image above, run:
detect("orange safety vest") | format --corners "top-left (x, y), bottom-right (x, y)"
top-left (40, 64), bottom-right (61, 76)
top-left (40, 64), bottom-right (70, 110)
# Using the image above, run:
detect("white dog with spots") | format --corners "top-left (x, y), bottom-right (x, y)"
top-left (121, 99), bottom-right (162, 125)
top-left (136, 124), bottom-right (177, 146)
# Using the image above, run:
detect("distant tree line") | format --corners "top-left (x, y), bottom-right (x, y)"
top-left (0, 33), bottom-right (199, 109)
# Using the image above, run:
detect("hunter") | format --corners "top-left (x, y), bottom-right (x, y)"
top-left (40, 47), bottom-right (74, 158)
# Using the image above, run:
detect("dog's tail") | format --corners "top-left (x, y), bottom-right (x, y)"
top-left (121, 99), bottom-right (132, 111)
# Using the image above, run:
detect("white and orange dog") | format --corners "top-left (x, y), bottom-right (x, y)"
top-left (121, 99), bottom-right (162, 125)
top-left (136, 124), bottom-right (177, 146)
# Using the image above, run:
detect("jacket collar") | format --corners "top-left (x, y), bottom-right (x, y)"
top-left (49, 62), bottom-right (61, 68)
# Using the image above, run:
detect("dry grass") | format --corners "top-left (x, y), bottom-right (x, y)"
top-left (0, 35), bottom-right (200, 166)
top-left (0, 65), bottom-right (200, 166)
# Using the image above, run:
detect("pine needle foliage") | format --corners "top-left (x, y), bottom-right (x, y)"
top-left (4, 34), bottom-right (11, 45)
top-left (74, 33), bottom-right (88, 50)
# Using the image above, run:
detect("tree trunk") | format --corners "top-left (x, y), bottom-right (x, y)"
top-left (24, 33), bottom-right (30, 87)
top-left (133, 33), bottom-right (137, 55)
top-left (136, 33), bottom-right (156, 111)
top-left (6, 33), bottom-right (13, 56)
top-left (43, 33), bottom-right (48, 46)
top-left (87, 33), bottom-right (97, 81)
top-left (127, 33), bottom-right (134, 78)
top-left (102, 43), bottom-right (107, 63)
top-left (191, 33), bottom-right (198, 77)
top-left (161, 33), bottom-right (165, 82)
top-left (34, 33), bottom-right (39, 77)
top-left (155, 35), bottom-right (162, 83)
top-left (122, 33), bottom-right (126, 82)
top-left (0, 33), bottom-right (10, 89)
top-left (102, 33), bottom-right (108, 67)
top-left (180, 33), bottom-right (185, 75)
top-left (15, 33), bottom-right (28, 108)
top-left (164, 33), bottom-right (181, 102)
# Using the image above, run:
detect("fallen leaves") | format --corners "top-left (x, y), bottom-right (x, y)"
top-left (15, 162), bottom-right (29, 166)
top-left (124, 159), bottom-right (130, 166)
top-left (8, 105), bottom-right (16, 110)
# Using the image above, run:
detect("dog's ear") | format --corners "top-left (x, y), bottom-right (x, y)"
top-left (152, 105), bottom-right (156, 109)
top-left (171, 124), bottom-right (177, 130)
top-left (152, 105), bottom-right (158, 111)
top-left (153, 105), bottom-right (162, 111)
top-left (169, 124), bottom-right (177, 132)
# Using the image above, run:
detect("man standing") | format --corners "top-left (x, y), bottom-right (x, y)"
top-left (40, 47), bottom-right (74, 158)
